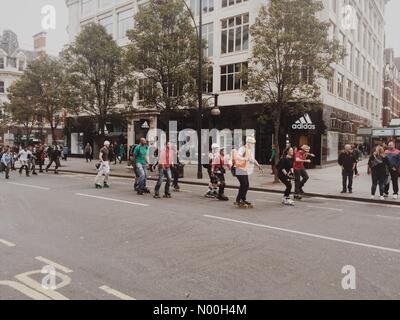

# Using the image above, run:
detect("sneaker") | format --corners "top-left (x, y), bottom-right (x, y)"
top-left (370, 195), bottom-right (375, 199)
top-left (393, 194), bottom-right (398, 200)
top-left (283, 197), bottom-right (295, 206)
top-left (380, 196), bottom-right (385, 201)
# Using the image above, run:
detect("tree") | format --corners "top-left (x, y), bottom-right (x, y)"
top-left (125, 0), bottom-right (205, 123)
top-left (7, 55), bottom-right (79, 143)
top-left (244, 0), bottom-right (345, 180)
top-left (64, 24), bottom-right (135, 142)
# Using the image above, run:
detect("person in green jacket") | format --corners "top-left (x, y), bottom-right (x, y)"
top-left (119, 144), bottom-right (126, 163)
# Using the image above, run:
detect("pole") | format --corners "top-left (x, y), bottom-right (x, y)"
top-left (197, 0), bottom-right (203, 179)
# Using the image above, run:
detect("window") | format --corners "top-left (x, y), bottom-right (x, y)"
top-left (190, 0), bottom-right (214, 16)
top-left (222, 0), bottom-right (248, 8)
top-left (327, 70), bottom-right (334, 94)
top-left (99, 16), bottom-right (113, 36)
top-left (118, 9), bottom-right (134, 39)
top-left (355, 49), bottom-right (360, 77)
top-left (138, 79), bottom-right (154, 101)
top-left (98, 0), bottom-right (113, 9)
top-left (82, 0), bottom-right (95, 16)
top-left (0, 81), bottom-right (4, 93)
top-left (0, 58), bottom-right (4, 69)
top-left (360, 89), bottom-right (365, 108)
top-left (18, 59), bottom-right (25, 71)
top-left (221, 13), bottom-right (249, 54)
top-left (203, 67), bottom-right (213, 93)
top-left (220, 62), bottom-right (247, 92)
top-left (354, 84), bottom-right (359, 105)
top-left (301, 66), bottom-right (314, 85)
top-left (202, 23), bottom-right (214, 57)
top-left (337, 73), bottom-right (344, 98)
top-left (346, 80), bottom-right (352, 101)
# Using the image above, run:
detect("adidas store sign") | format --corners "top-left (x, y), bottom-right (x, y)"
top-left (292, 114), bottom-right (316, 130)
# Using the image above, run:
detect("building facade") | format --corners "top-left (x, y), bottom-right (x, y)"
top-left (382, 48), bottom-right (400, 126)
top-left (65, 0), bottom-right (386, 164)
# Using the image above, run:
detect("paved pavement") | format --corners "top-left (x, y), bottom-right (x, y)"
top-left (1, 171), bottom-right (400, 299)
top-left (55, 157), bottom-right (399, 202)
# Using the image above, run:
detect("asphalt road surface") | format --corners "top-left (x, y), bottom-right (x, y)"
top-left (1, 172), bottom-right (400, 300)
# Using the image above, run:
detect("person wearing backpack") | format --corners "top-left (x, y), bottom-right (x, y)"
top-left (368, 146), bottom-right (390, 200)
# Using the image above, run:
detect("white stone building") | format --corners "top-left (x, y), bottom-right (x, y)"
top-left (64, 0), bottom-right (387, 164)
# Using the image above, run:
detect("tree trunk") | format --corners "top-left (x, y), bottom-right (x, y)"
top-left (51, 126), bottom-right (57, 145)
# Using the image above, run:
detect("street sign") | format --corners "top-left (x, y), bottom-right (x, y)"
top-left (372, 129), bottom-right (395, 137)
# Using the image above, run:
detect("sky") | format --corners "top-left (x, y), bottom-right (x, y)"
top-left (0, 0), bottom-right (399, 56)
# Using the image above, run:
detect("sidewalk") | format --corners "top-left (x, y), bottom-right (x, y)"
top-left (56, 157), bottom-right (400, 204)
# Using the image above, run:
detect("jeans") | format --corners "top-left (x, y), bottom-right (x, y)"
top-left (278, 174), bottom-right (292, 197)
top-left (155, 168), bottom-right (172, 195)
top-left (136, 163), bottom-right (147, 191)
top-left (19, 161), bottom-right (29, 176)
top-left (294, 169), bottom-right (309, 194)
top-left (371, 172), bottom-right (386, 196)
top-left (236, 170), bottom-right (249, 203)
top-left (342, 169), bottom-right (354, 191)
top-left (385, 170), bottom-right (399, 195)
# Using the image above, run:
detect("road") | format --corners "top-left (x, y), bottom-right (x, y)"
top-left (1, 172), bottom-right (400, 300)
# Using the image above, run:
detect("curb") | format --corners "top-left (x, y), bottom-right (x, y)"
top-left (56, 168), bottom-right (400, 207)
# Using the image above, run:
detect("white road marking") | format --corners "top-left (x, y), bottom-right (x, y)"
top-left (0, 239), bottom-right (16, 247)
top-left (204, 215), bottom-right (400, 254)
top-left (75, 193), bottom-right (150, 207)
top-left (99, 285), bottom-right (135, 300)
top-left (0, 280), bottom-right (51, 300)
top-left (376, 215), bottom-right (400, 221)
top-left (35, 256), bottom-right (73, 274)
top-left (307, 206), bottom-right (344, 212)
top-left (7, 182), bottom-right (50, 190)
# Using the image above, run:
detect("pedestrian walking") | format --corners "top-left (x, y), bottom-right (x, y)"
top-left (232, 135), bottom-right (263, 208)
top-left (153, 142), bottom-right (174, 199)
top-left (62, 145), bottom-right (69, 161)
top-left (293, 145), bottom-right (314, 200)
top-left (133, 138), bottom-right (150, 195)
top-left (94, 141), bottom-right (111, 189)
top-left (277, 147), bottom-right (295, 206)
top-left (1, 147), bottom-right (12, 179)
top-left (269, 144), bottom-right (277, 175)
top-left (384, 141), bottom-right (400, 199)
top-left (119, 144), bottom-right (126, 164)
top-left (85, 143), bottom-right (93, 163)
top-left (353, 144), bottom-right (361, 176)
top-left (338, 144), bottom-right (357, 194)
top-left (368, 146), bottom-right (390, 200)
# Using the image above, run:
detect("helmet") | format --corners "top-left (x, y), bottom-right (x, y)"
top-left (104, 141), bottom-right (111, 147)
top-left (211, 143), bottom-right (219, 150)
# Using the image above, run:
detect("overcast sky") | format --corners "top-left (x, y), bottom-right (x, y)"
top-left (0, 0), bottom-right (399, 56)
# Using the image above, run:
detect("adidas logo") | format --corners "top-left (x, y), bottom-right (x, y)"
top-left (292, 114), bottom-right (316, 130)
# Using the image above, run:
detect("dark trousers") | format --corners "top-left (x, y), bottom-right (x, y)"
top-left (371, 172), bottom-right (386, 196)
top-left (215, 172), bottom-right (226, 195)
top-left (171, 165), bottom-right (180, 188)
top-left (279, 174), bottom-right (292, 197)
top-left (236, 172), bottom-right (250, 203)
top-left (4, 164), bottom-right (10, 179)
top-left (342, 169), bottom-right (354, 191)
top-left (385, 170), bottom-right (399, 195)
top-left (85, 152), bottom-right (92, 162)
top-left (354, 162), bottom-right (359, 175)
top-left (294, 169), bottom-right (309, 194)
top-left (46, 157), bottom-right (60, 171)
top-left (19, 164), bottom-right (29, 176)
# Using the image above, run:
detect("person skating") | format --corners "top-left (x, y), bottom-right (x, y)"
top-left (338, 144), bottom-right (357, 194)
top-left (233, 135), bottom-right (263, 208)
top-left (293, 145), bottom-right (314, 200)
top-left (171, 145), bottom-right (181, 192)
top-left (133, 138), bottom-right (150, 195)
top-left (17, 146), bottom-right (31, 177)
top-left (28, 146), bottom-right (38, 176)
top-left (1, 147), bottom-right (12, 179)
top-left (45, 143), bottom-right (61, 174)
top-left (368, 146), bottom-right (390, 201)
top-left (277, 147), bottom-right (295, 206)
top-left (94, 141), bottom-right (111, 189)
top-left (153, 142), bottom-right (174, 199)
top-left (384, 141), bottom-right (400, 200)
top-left (210, 144), bottom-right (229, 201)
top-left (205, 146), bottom-right (219, 198)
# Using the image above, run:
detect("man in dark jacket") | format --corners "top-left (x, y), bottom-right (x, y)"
top-left (338, 144), bottom-right (357, 194)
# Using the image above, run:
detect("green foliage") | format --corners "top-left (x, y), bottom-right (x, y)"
top-left (125, 0), bottom-right (207, 114)
top-left (64, 23), bottom-right (135, 135)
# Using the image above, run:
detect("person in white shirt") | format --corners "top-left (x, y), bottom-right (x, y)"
top-left (18, 146), bottom-right (32, 177)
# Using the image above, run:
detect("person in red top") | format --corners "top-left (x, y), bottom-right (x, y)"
top-left (154, 141), bottom-right (175, 199)
top-left (210, 144), bottom-right (229, 201)
top-left (293, 145), bottom-right (314, 199)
